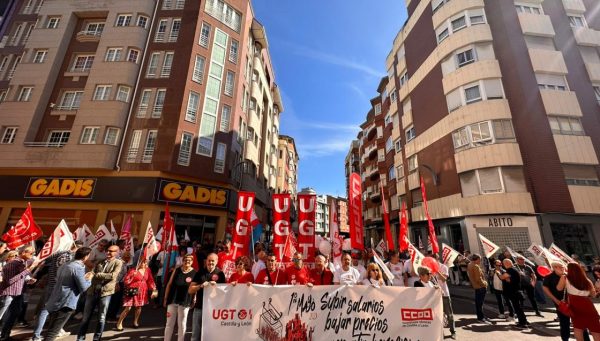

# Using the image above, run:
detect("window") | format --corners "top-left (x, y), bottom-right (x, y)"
top-left (161, 52), bottom-right (174, 77)
top-left (214, 143), bottom-right (226, 173)
top-left (408, 155), bottom-right (418, 172)
top-left (437, 28), bottom-right (449, 43)
top-left (178, 132), bottom-right (193, 166)
top-left (569, 15), bottom-right (586, 28)
top-left (470, 14), bottom-right (485, 25)
top-left (384, 114), bottom-right (393, 126)
top-left (453, 120), bottom-right (516, 151)
top-left (470, 121), bottom-right (492, 145)
top-left (48, 130), bottom-right (70, 146)
top-left (93, 85), bottom-right (111, 101)
top-left (33, 50), bottom-right (48, 63)
top-left (516, 4), bottom-right (542, 14)
top-left (105, 48), bottom-right (122, 62)
top-left (192, 55), bottom-right (205, 83)
top-left (80, 127), bottom-right (99, 144)
top-left (1, 127), bottom-right (17, 144)
top-left (388, 166), bottom-right (396, 180)
top-left (399, 72), bottom-right (409, 87)
top-left (220, 105), bottom-right (231, 132)
top-left (84, 22), bottom-right (104, 35)
top-left (374, 103), bottom-right (381, 115)
top-left (169, 19), bottom-right (181, 42)
top-left (493, 120), bottom-right (515, 140)
top-left (72, 55), bottom-right (94, 72)
top-left (432, 0), bottom-right (450, 13)
top-left (405, 126), bottom-right (416, 142)
top-left (155, 19), bottom-right (167, 41)
top-left (229, 40), bottom-right (238, 63)
top-left (127, 130), bottom-right (142, 162)
top-left (451, 16), bottom-right (467, 32)
top-left (146, 52), bottom-right (160, 76)
top-left (142, 130), bottom-right (158, 163)
top-left (224, 71), bottom-right (234, 96)
top-left (185, 91), bottom-right (200, 122)
top-left (564, 165), bottom-right (600, 186)
top-left (452, 128), bottom-right (469, 149)
top-left (199, 23), bottom-right (211, 47)
top-left (0, 90), bottom-right (7, 103)
top-left (115, 14), bottom-right (132, 27)
top-left (594, 86), bottom-right (600, 104)
top-left (47, 17), bottom-right (60, 29)
top-left (397, 164), bottom-right (405, 179)
top-left (394, 138), bottom-right (402, 153)
top-left (478, 167), bottom-right (503, 193)
top-left (116, 85), bottom-right (131, 102)
top-left (137, 15), bottom-right (149, 28)
top-left (457, 49), bottom-right (475, 67)
top-left (152, 89), bottom-right (166, 117)
top-left (0, 56), bottom-right (8, 71)
top-left (536, 73), bottom-right (568, 91)
top-left (8, 56), bottom-right (21, 80)
top-left (390, 90), bottom-right (397, 102)
top-left (17, 87), bottom-right (33, 101)
top-left (548, 116), bottom-right (584, 135)
top-left (464, 84), bottom-right (482, 103)
top-left (385, 137), bottom-right (393, 153)
top-left (127, 49), bottom-right (140, 63)
top-left (104, 127), bottom-right (120, 145)
top-left (58, 91), bottom-right (83, 110)
top-left (205, 0), bottom-right (242, 32)
top-left (137, 89), bottom-right (152, 117)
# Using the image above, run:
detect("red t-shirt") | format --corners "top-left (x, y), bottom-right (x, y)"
top-left (285, 265), bottom-right (310, 285)
top-left (255, 269), bottom-right (288, 285)
top-left (309, 268), bottom-right (334, 285)
top-left (228, 271), bottom-right (254, 284)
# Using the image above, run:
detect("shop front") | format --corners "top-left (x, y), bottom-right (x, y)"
top-left (539, 213), bottom-right (600, 265)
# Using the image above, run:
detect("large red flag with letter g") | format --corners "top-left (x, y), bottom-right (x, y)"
top-left (348, 173), bottom-right (364, 250)
top-left (3, 203), bottom-right (43, 249)
top-left (272, 194), bottom-right (292, 262)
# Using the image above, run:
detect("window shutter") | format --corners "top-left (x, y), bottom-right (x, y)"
top-left (502, 167), bottom-right (527, 193)
top-left (479, 167), bottom-right (502, 193)
top-left (460, 171), bottom-right (479, 197)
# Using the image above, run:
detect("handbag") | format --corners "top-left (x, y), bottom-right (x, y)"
top-left (557, 286), bottom-right (572, 317)
top-left (124, 287), bottom-right (139, 297)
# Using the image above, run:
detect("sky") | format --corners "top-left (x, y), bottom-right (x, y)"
top-left (252, 1), bottom-right (408, 198)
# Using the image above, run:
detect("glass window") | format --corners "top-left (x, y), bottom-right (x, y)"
top-left (152, 89), bottom-right (166, 117)
top-left (80, 126), bottom-right (99, 144)
top-left (178, 132), bottom-right (193, 166)
top-left (142, 130), bottom-right (158, 163)
top-left (1, 127), bottom-right (17, 144)
top-left (457, 49), bottom-right (475, 67)
top-left (229, 39), bottom-right (238, 63)
top-left (127, 49), bottom-right (140, 63)
top-left (58, 91), bottom-right (83, 110)
top-left (116, 85), bottom-right (130, 102)
top-left (199, 23), bottom-right (211, 47)
top-left (185, 91), bottom-right (200, 122)
top-left (478, 167), bottom-right (503, 193)
top-left (214, 143), bottom-right (226, 173)
top-left (220, 105), bottom-right (231, 132)
top-left (104, 127), bottom-right (120, 145)
top-left (192, 55), bottom-right (205, 83)
top-left (33, 50), bottom-right (48, 63)
top-left (137, 15), bottom-right (148, 28)
top-left (127, 130), bottom-right (142, 162)
top-left (17, 87), bottom-right (33, 101)
top-left (115, 14), bottom-right (132, 27)
top-left (452, 128), bottom-right (470, 149)
top-left (105, 48), bottom-right (122, 62)
top-left (451, 16), bottom-right (467, 32)
top-left (464, 84), bottom-right (482, 103)
top-left (93, 85), bottom-right (111, 101)
top-left (470, 121), bottom-right (492, 144)
top-left (161, 52), bottom-right (174, 77)
top-left (47, 17), bottom-right (60, 29)
top-left (224, 70), bottom-right (234, 96)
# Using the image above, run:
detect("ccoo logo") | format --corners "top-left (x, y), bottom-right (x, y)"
top-left (401, 308), bottom-right (433, 321)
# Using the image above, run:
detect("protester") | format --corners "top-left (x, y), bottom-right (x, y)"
top-left (385, 250), bottom-right (407, 287)
top-left (116, 258), bottom-right (157, 330)
top-left (0, 246), bottom-right (39, 340)
top-left (216, 240), bottom-right (231, 270)
top-left (557, 263), bottom-right (600, 341)
top-left (251, 250), bottom-right (267, 279)
top-left (593, 265), bottom-right (600, 296)
top-left (189, 253), bottom-right (226, 341)
top-left (351, 251), bottom-right (366, 281)
top-left (106, 249), bottom-right (132, 322)
top-left (467, 254), bottom-right (490, 324)
top-left (163, 254), bottom-right (196, 341)
top-left (228, 256), bottom-right (254, 285)
top-left (286, 252), bottom-right (310, 285)
top-left (491, 260), bottom-right (514, 321)
top-left (85, 239), bottom-right (109, 269)
top-left (499, 259), bottom-right (529, 329)
top-left (31, 241), bottom-right (81, 341)
top-left (334, 253), bottom-right (361, 285)
top-left (76, 245), bottom-right (123, 341)
top-left (414, 266), bottom-right (436, 288)
top-left (459, 252), bottom-right (470, 285)
top-left (362, 263), bottom-right (385, 287)
top-left (43, 247), bottom-right (93, 341)
top-left (514, 255), bottom-right (543, 317)
top-left (404, 257), bottom-right (420, 287)
top-left (450, 257), bottom-right (461, 285)
top-left (434, 254), bottom-right (456, 339)
top-left (0, 251), bottom-right (17, 284)
top-left (255, 254), bottom-right (288, 285)
top-left (308, 255), bottom-right (333, 286)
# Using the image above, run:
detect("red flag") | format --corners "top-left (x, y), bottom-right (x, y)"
top-left (119, 215), bottom-right (132, 240)
top-left (348, 173), bottom-right (364, 250)
top-left (380, 183), bottom-right (394, 251)
top-left (231, 192), bottom-right (254, 259)
top-left (399, 201), bottom-right (408, 251)
top-left (420, 177), bottom-right (439, 254)
top-left (297, 194), bottom-right (316, 263)
top-left (3, 203), bottom-right (43, 249)
top-left (283, 230), bottom-right (298, 261)
top-left (191, 251), bottom-right (200, 271)
top-left (272, 193), bottom-right (292, 262)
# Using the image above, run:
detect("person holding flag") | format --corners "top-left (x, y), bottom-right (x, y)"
top-left (467, 254), bottom-right (491, 324)
top-left (255, 253), bottom-right (288, 285)
top-left (434, 254), bottom-right (456, 339)
top-left (386, 250), bottom-right (407, 287)
top-left (285, 251), bottom-right (310, 285)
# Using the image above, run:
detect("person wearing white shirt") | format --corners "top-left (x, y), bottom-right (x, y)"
top-left (435, 256), bottom-right (456, 340)
top-left (404, 260), bottom-right (419, 287)
top-left (362, 263), bottom-right (385, 287)
top-left (351, 255), bottom-right (366, 281)
top-left (386, 251), bottom-right (407, 287)
top-left (251, 251), bottom-right (266, 279)
top-left (334, 254), bottom-right (361, 285)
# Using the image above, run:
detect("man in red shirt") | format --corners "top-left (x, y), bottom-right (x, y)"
top-left (309, 255), bottom-right (333, 286)
top-left (255, 254), bottom-right (288, 285)
top-left (216, 240), bottom-right (231, 270)
top-left (285, 252), bottom-right (310, 285)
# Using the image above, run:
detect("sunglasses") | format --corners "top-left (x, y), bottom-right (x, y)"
top-left (371, 269), bottom-right (379, 272)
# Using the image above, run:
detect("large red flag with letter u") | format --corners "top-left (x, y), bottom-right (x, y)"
top-left (348, 173), bottom-right (364, 250)
top-left (223, 192), bottom-right (255, 279)
top-left (3, 203), bottom-right (43, 249)
top-left (272, 193), bottom-right (292, 262)
top-left (420, 177), bottom-right (439, 254)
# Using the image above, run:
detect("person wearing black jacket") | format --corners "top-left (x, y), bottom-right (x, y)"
top-left (188, 253), bottom-right (225, 341)
top-left (514, 256), bottom-right (543, 317)
top-left (500, 259), bottom-right (529, 328)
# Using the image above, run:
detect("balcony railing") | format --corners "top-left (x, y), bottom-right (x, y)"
top-left (24, 141), bottom-right (67, 148)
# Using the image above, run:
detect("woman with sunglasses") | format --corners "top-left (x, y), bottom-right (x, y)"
top-left (163, 255), bottom-right (196, 341)
top-left (228, 256), bottom-right (253, 286)
top-left (362, 263), bottom-right (385, 287)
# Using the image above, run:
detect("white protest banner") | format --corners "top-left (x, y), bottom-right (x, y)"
top-left (39, 220), bottom-right (74, 261)
top-left (505, 246), bottom-right (535, 266)
top-left (441, 243), bottom-right (460, 268)
top-left (478, 234), bottom-right (500, 258)
top-left (89, 224), bottom-right (111, 248)
top-left (549, 243), bottom-right (575, 264)
top-left (202, 284), bottom-right (443, 341)
top-left (528, 244), bottom-right (549, 266)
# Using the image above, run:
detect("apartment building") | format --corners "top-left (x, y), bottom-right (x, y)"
top-left (327, 195), bottom-right (349, 234)
top-left (369, 0), bottom-right (600, 258)
top-left (315, 194), bottom-right (329, 236)
top-left (0, 0), bottom-right (287, 244)
top-left (275, 134), bottom-right (299, 196)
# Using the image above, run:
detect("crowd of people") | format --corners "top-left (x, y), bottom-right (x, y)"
top-left (0, 235), bottom-right (598, 340)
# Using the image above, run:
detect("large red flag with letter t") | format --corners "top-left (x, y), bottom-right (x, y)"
top-left (272, 194), bottom-right (292, 262)
top-left (222, 192), bottom-right (255, 280)
top-left (348, 173), bottom-right (364, 250)
top-left (297, 194), bottom-right (316, 263)
top-left (3, 203), bottom-right (43, 249)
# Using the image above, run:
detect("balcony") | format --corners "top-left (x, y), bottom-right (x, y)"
top-left (24, 141), bottom-right (67, 148)
top-left (432, 0), bottom-right (484, 29)
top-left (562, 0), bottom-right (586, 14)
top-left (454, 143), bottom-right (523, 173)
top-left (585, 62), bottom-right (600, 83)
top-left (568, 186), bottom-right (600, 214)
top-left (554, 135), bottom-right (599, 165)
top-left (573, 27), bottom-right (600, 47)
top-left (442, 59), bottom-right (501, 95)
top-left (529, 49), bottom-right (567, 75)
top-left (518, 13), bottom-right (555, 37)
top-left (540, 90), bottom-right (582, 117)
top-left (248, 108), bottom-right (261, 127)
top-left (76, 31), bottom-right (102, 43)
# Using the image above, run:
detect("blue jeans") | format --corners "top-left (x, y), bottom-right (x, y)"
top-left (77, 293), bottom-right (111, 341)
top-left (33, 289), bottom-right (52, 338)
top-left (474, 287), bottom-right (487, 320)
top-left (191, 308), bottom-right (202, 341)
top-left (0, 296), bottom-right (14, 321)
top-left (0, 295), bottom-right (23, 339)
